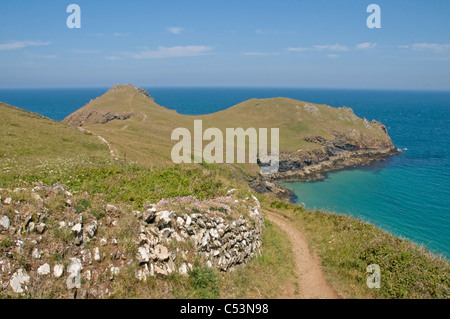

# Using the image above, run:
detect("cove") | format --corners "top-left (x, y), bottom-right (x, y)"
top-left (279, 158), bottom-right (450, 259)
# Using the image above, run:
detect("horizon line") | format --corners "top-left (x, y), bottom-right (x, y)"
top-left (1, 86), bottom-right (450, 93)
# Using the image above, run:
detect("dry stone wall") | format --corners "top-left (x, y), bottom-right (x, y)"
top-left (0, 184), bottom-right (264, 298)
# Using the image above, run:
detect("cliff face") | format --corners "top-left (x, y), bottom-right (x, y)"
top-left (251, 111), bottom-right (398, 197)
top-left (272, 127), bottom-right (398, 180)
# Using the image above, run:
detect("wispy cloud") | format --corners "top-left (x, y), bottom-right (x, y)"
top-left (0, 41), bottom-right (50, 51)
top-left (286, 47), bottom-right (310, 52)
top-left (400, 43), bottom-right (450, 52)
top-left (28, 54), bottom-right (58, 59)
top-left (105, 56), bottom-right (121, 61)
top-left (243, 52), bottom-right (279, 56)
top-left (314, 44), bottom-right (349, 51)
top-left (127, 45), bottom-right (213, 59)
top-left (327, 54), bottom-right (339, 59)
top-left (356, 42), bottom-right (377, 50)
top-left (70, 49), bottom-right (101, 54)
top-left (167, 27), bottom-right (184, 35)
top-left (113, 32), bottom-right (129, 37)
top-left (287, 44), bottom-right (349, 52)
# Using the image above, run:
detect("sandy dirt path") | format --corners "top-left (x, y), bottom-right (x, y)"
top-left (266, 211), bottom-right (340, 299)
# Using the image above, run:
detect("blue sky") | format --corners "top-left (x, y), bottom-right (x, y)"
top-left (0, 0), bottom-right (449, 89)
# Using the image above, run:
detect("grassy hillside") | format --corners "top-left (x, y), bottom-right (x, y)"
top-left (0, 102), bottom-right (111, 185)
top-left (63, 84), bottom-right (394, 175)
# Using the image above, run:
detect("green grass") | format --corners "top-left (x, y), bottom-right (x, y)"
top-left (264, 200), bottom-right (450, 299)
top-left (0, 102), bottom-right (110, 180)
top-left (189, 265), bottom-right (220, 299)
top-left (0, 237), bottom-right (14, 248)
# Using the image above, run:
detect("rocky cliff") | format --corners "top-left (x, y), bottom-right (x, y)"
top-left (253, 116), bottom-right (398, 198)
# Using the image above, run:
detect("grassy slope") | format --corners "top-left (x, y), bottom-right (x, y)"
top-left (63, 85), bottom-right (393, 176)
top-left (0, 102), bottom-right (111, 185)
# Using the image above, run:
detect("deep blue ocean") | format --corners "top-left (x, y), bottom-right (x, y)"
top-left (0, 87), bottom-right (449, 258)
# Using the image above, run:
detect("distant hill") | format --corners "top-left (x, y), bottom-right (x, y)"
top-left (63, 84), bottom-right (397, 185)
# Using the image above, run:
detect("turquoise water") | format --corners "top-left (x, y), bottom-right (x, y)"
top-left (0, 88), bottom-right (449, 257)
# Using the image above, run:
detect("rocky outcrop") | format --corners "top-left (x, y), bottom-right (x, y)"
top-left (271, 146), bottom-right (398, 182)
top-left (253, 126), bottom-right (399, 195)
top-left (64, 110), bottom-right (135, 127)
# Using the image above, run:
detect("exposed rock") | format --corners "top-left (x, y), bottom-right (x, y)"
top-left (36, 223), bottom-right (46, 234)
top-left (32, 248), bottom-right (42, 260)
top-left (84, 221), bottom-right (98, 238)
top-left (143, 208), bottom-right (156, 223)
top-left (81, 249), bottom-right (92, 265)
top-left (154, 211), bottom-right (172, 228)
top-left (23, 213), bottom-right (33, 227)
top-left (109, 266), bottom-right (120, 279)
top-left (134, 86), bottom-right (154, 100)
top-left (10, 269), bottom-right (30, 293)
top-left (154, 264), bottom-right (167, 277)
top-left (27, 221), bottom-right (35, 233)
top-left (105, 204), bottom-right (119, 216)
top-left (155, 245), bottom-right (170, 261)
top-left (176, 217), bottom-right (184, 229)
top-left (71, 223), bottom-right (82, 233)
top-left (363, 118), bottom-right (372, 129)
top-left (3, 198), bottom-right (12, 205)
top-left (304, 103), bottom-right (319, 115)
top-left (179, 263), bottom-right (188, 276)
top-left (54, 264), bottom-right (64, 278)
top-left (137, 247), bottom-right (150, 264)
top-left (94, 247), bottom-right (101, 262)
top-left (37, 263), bottom-right (51, 276)
top-left (184, 215), bottom-right (192, 227)
top-left (1, 215), bottom-right (10, 229)
top-left (66, 258), bottom-right (82, 289)
top-left (0, 183), bottom-right (265, 297)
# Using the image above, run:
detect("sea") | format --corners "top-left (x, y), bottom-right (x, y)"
top-left (0, 87), bottom-right (449, 258)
